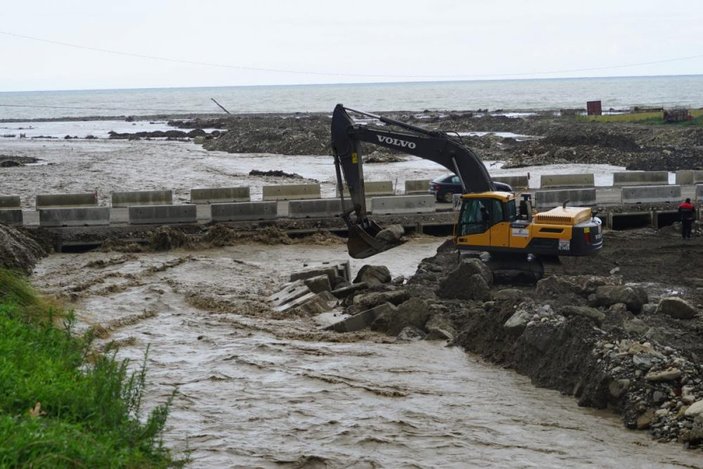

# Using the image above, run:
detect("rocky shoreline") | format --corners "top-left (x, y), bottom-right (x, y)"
top-left (162, 110), bottom-right (703, 171)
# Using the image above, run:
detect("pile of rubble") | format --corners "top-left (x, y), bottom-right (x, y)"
top-left (273, 243), bottom-right (703, 448)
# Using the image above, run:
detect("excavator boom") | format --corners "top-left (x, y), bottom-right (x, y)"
top-left (331, 104), bottom-right (495, 258)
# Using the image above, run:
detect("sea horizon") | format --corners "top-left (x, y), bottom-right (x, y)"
top-left (1, 74), bottom-right (702, 120)
top-left (2, 72), bottom-right (702, 95)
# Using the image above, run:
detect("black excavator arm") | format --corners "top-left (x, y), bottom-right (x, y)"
top-left (330, 104), bottom-right (496, 258)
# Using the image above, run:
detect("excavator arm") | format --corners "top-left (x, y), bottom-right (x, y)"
top-left (330, 104), bottom-right (496, 258)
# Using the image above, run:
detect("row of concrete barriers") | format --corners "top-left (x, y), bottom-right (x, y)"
top-left (0, 193), bottom-right (438, 227)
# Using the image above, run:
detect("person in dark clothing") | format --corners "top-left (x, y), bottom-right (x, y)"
top-left (678, 198), bottom-right (695, 239)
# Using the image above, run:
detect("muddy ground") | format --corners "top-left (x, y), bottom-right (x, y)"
top-left (163, 110), bottom-right (703, 171)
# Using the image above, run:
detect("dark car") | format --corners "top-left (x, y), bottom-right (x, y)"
top-left (429, 174), bottom-right (512, 202)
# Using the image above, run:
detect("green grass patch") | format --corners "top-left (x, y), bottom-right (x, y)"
top-left (0, 269), bottom-right (181, 468)
top-left (578, 109), bottom-right (703, 125)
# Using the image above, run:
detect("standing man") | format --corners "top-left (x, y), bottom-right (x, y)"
top-left (678, 198), bottom-right (695, 239)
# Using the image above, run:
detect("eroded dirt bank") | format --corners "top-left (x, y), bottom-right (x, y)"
top-left (331, 227), bottom-right (703, 449)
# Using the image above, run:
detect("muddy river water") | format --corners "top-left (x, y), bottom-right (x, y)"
top-left (31, 238), bottom-right (702, 468)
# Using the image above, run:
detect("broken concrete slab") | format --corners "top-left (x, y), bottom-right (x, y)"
top-left (268, 280), bottom-right (309, 307)
top-left (304, 274), bottom-right (332, 294)
top-left (331, 282), bottom-right (367, 299)
top-left (325, 302), bottom-right (397, 333)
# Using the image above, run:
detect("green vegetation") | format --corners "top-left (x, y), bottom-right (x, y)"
top-left (578, 109), bottom-right (703, 125)
top-left (0, 269), bottom-right (179, 468)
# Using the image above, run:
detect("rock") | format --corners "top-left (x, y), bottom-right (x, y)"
top-left (641, 303), bottom-right (657, 315)
top-left (375, 224), bottom-right (405, 243)
top-left (685, 400), bottom-right (703, 417)
top-left (350, 289), bottom-right (409, 312)
top-left (682, 386), bottom-right (697, 405)
top-left (535, 275), bottom-right (620, 298)
top-left (437, 259), bottom-right (492, 300)
top-left (387, 297), bottom-right (431, 336)
top-left (292, 292), bottom-right (336, 316)
top-left (326, 302), bottom-right (396, 333)
top-left (396, 326), bottom-right (426, 342)
top-left (353, 265), bottom-right (391, 287)
top-left (493, 288), bottom-right (525, 300)
top-left (560, 305), bottom-right (606, 326)
top-left (623, 316), bottom-right (649, 335)
top-left (592, 285), bottom-right (648, 314)
top-left (425, 314), bottom-right (456, 341)
top-left (636, 409), bottom-right (656, 429)
top-left (655, 297), bottom-right (699, 320)
top-left (504, 305), bottom-right (533, 335)
top-left (645, 368), bottom-right (682, 382)
top-left (303, 274), bottom-right (332, 294)
top-left (608, 379), bottom-right (630, 399)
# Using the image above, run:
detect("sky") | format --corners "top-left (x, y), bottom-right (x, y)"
top-left (1, 0), bottom-right (702, 92)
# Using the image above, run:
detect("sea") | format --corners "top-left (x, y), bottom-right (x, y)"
top-left (0, 75), bottom-right (702, 121)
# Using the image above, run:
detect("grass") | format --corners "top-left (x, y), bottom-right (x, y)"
top-left (0, 269), bottom-right (180, 468)
top-left (578, 109), bottom-right (703, 125)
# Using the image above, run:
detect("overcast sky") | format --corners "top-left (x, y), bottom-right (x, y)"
top-left (1, 0), bottom-right (701, 92)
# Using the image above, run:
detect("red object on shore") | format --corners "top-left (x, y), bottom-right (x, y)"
top-left (587, 101), bottom-right (602, 116)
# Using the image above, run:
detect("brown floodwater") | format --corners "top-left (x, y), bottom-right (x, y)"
top-left (31, 238), bottom-right (702, 469)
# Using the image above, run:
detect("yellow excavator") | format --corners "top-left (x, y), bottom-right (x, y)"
top-left (330, 104), bottom-right (603, 278)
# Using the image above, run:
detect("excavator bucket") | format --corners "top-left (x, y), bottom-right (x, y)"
top-left (346, 220), bottom-right (405, 259)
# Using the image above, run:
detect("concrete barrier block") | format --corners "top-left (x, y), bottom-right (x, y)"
top-left (370, 195), bottom-right (435, 214)
top-left (210, 202), bottom-right (277, 221)
top-left (677, 170), bottom-right (703, 185)
top-left (128, 205), bottom-right (196, 224)
top-left (337, 181), bottom-right (394, 197)
top-left (534, 188), bottom-right (596, 209)
top-left (613, 171), bottom-right (668, 186)
top-left (404, 179), bottom-right (431, 194)
top-left (0, 195), bottom-right (21, 209)
top-left (492, 175), bottom-right (530, 190)
top-left (696, 184), bottom-right (703, 203)
top-left (39, 207), bottom-right (110, 227)
top-left (112, 190), bottom-right (173, 207)
top-left (262, 184), bottom-right (320, 201)
top-left (621, 185), bottom-right (681, 204)
top-left (190, 187), bottom-right (250, 204)
top-left (676, 170), bottom-right (694, 185)
top-left (36, 192), bottom-right (98, 209)
top-left (540, 174), bottom-right (594, 189)
top-left (288, 199), bottom-right (353, 219)
top-left (0, 209), bottom-right (23, 225)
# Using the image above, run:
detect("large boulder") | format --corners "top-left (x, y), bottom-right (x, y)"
top-left (590, 285), bottom-right (648, 314)
top-left (436, 258), bottom-right (492, 300)
top-left (353, 265), bottom-right (392, 287)
top-left (386, 297), bottom-right (431, 336)
top-left (655, 297), bottom-right (698, 320)
top-left (0, 224), bottom-right (47, 274)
